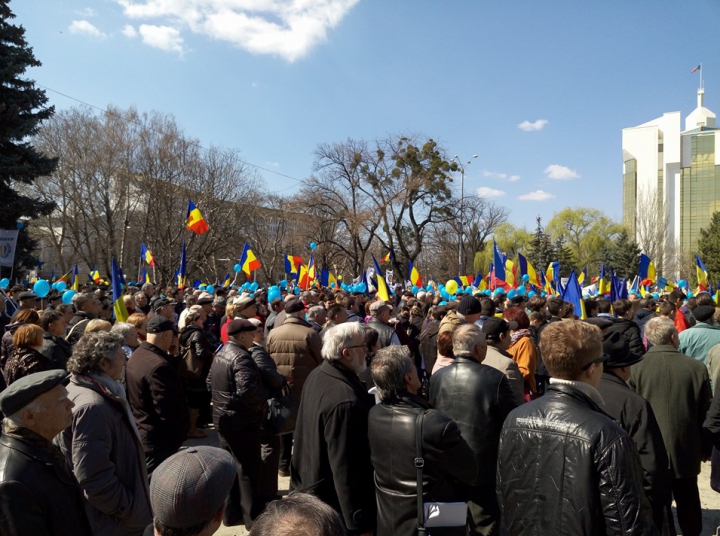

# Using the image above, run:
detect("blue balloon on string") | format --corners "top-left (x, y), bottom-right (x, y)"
top-left (0, 278), bottom-right (8, 289)
top-left (234, 264), bottom-right (242, 273)
top-left (678, 279), bottom-right (687, 289)
top-left (293, 286), bottom-right (300, 295)
top-left (527, 291), bottom-right (536, 298)
top-left (62, 290), bottom-right (76, 304)
top-left (507, 289), bottom-right (516, 299)
top-left (310, 242), bottom-right (317, 251)
top-left (516, 286), bottom-right (526, 296)
top-left (206, 285), bottom-right (215, 294)
top-left (56, 281), bottom-right (67, 292)
top-left (33, 279), bottom-right (50, 298)
top-left (250, 282), bottom-right (259, 292)
top-left (267, 286), bottom-right (281, 302)
top-left (357, 283), bottom-right (366, 293)
top-left (411, 285), bottom-right (419, 294)
top-left (522, 274), bottom-right (530, 283)
top-left (279, 279), bottom-right (288, 289)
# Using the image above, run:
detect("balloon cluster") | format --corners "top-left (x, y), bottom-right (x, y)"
top-left (340, 282), bottom-right (366, 293)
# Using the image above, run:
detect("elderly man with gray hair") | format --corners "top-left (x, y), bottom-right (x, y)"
top-left (368, 345), bottom-right (476, 535)
top-left (0, 370), bottom-right (93, 534)
top-left (429, 323), bottom-right (517, 536)
top-left (290, 322), bottom-right (376, 536)
top-left (630, 316), bottom-right (711, 536)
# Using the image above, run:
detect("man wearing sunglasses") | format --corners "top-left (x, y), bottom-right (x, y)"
top-left (496, 320), bottom-right (656, 536)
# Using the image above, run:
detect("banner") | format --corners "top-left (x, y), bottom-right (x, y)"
top-left (0, 230), bottom-right (19, 267)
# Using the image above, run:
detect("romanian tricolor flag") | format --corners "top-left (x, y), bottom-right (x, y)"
top-left (692, 64), bottom-right (701, 74)
top-left (177, 240), bottom-right (187, 289)
top-left (186, 200), bottom-right (210, 235)
top-left (320, 269), bottom-right (337, 288)
top-left (90, 268), bottom-right (101, 283)
top-left (372, 254), bottom-right (390, 302)
top-left (598, 263), bottom-right (610, 296)
top-left (308, 255), bottom-right (316, 282)
top-left (696, 254), bottom-right (709, 291)
top-left (57, 269), bottom-right (73, 284)
top-left (638, 254), bottom-right (657, 287)
top-left (518, 253), bottom-right (541, 288)
top-left (577, 266), bottom-right (589, 287)
top-left (71, 264), bottom-right (79, 291)
top-left (111, 257), bottom-right (129, 323)
top-left (285, 255), bottom-right (303, 275)
top-left (380, 250), bottom-right (394, 263)
top-left (239, 243), bottom-right (261, 276)
top-left (222, 273), bottom-right (232, 288)
top-left (504, 259), bottom-right (516, 289)
top-left (408, 261), bottom-right (423, 288)
top-left (141, 243), bottom-right (156, 267)
top-left (298, 264), bottom-right (310, 290)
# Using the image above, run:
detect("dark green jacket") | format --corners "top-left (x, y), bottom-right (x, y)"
top-left (629, 345), bottom-right (712, 478)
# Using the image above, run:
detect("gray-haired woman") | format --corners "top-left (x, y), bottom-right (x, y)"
top-left (55, 331), bottom-right (152, 536)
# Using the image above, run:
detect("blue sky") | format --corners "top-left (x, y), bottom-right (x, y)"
top-left (14, 0), bottom-right (720, 230)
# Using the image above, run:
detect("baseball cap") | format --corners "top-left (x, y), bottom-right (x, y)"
top-left (482, 317), bottom-right (518, 339)
top-left (146, 316), bottom-right (177, 334)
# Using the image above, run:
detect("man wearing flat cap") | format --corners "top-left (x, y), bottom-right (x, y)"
top-left (366, 300), bottom-right (400, 348)
top-left (267, 297), bottom-right (322, 477)
top-left (126, 316), bottom-right (189, 475)
top-left (679, 303), bottom-right (720, 365)
top-left (596, 331), bottom-right (671, 533)
top-left (0, 370), bottom-right (93, 535)
top-left (145, 446), bottom-right (236, 536)
top-left (207, 318), bottom-right (268, 528)
top-left (17, 291), bottom-right (38, 312)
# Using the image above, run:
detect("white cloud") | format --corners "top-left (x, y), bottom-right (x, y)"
top-left (122, 24), bottom-right (138, 38)
top-left (138, 25), bottom-right (185, 54)
top-left (116, 0), bottom-right (359, 62)
top-left (68, 20), bottom-right (106, 38)
top-left (482, 170), bottom-right (520, 182)
top-left (75, 7), bottom-right (96, 17)
top-left (518, 119), bottom-right (548, 131)
top-left (544, 164), bottom-right (580, 180)
top-left (518, 190), bottom-right (555, 201)
top-left (476, 187), bottom-right (506, 198)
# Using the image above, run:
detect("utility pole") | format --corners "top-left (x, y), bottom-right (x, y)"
top-left (453, 154), bottom-right (478, 275)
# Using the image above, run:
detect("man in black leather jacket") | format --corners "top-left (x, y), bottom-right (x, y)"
top-left (207, 318), bottom-right (267, 529)
top-left (369, 345), bottom-right (477, 536)
top-left (497, 320), bottom-right (657, 536)
top-left (429, 323), bottom-right (517, 536)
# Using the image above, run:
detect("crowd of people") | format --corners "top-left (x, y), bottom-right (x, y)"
top-left (1, 279), bottom-right (720, 535)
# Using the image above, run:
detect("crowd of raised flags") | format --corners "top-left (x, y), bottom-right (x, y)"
top-left (17, 198), bottom-right (719, 329)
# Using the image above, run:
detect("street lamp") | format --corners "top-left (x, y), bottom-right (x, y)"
top-left (453, 154), bottom-right (478, 275)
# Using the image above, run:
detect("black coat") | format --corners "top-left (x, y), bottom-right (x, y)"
top-left (703, 376), bottom-right (720, 492)
top-left (368, 393), bottom-right (477, 536)
top-left (40, 332), bottom-right (72, 370)
top-left (497, 383), bottom-right (656, 536)
top-left (0, 431), bottom-right (92, 536)
top-left (290, 360), bottom-right (376, 534)
top-left (604, 316), bottom-right (645, 356)
top-left (596, 372), bottom-right (671, 508)
top-left (207, 340), bottom-right (267, 431)
top-left (429, 356), bottom-right (517, 491)
top-left (250, 342), bottom-right (286, 398)
top-left (126, 342), bottom-right (189, 453)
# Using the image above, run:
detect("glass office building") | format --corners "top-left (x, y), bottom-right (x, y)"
top-left (622, 88), bottom-right (718, 254)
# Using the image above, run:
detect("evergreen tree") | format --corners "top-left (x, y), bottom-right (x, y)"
top-left (609, 229), bottom-right (641, 279)
top-left (553, 235), bottom-right (576, 277)
top-left (527, 216), bottom-right (554, 273)
top-left (0, 1), bottom-right (57, 274)
top-left (697, 211), bottom-right (720, 285)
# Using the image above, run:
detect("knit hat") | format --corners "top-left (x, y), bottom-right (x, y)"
top-left (457, 296), bottom-right (482, 316)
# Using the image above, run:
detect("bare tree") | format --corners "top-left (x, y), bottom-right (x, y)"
top-left (635, 186), bottom-right (672, 274)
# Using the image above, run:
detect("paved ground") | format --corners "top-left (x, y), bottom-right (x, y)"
top-left (185, 430), bottom-right (720, 536)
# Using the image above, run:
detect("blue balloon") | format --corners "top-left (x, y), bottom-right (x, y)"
top-left (507, 289), bottom-right (517, 299)
top-left (678, 279), bottom-right (687, 289)
top-left (652, 292), bottom-right (660, 299)
top-left (426, 285), bottom-right (433, 292)
top-left (33, 279), bottom-right (50, 298)
top-left (527, 291), bottom-right (536, 298)
top-left (279, 279), bottom-right (288, 289)
top-left (56, 281), bottom-right (67, 292)
top-left (521, 274), bottom-right (530, 283)
top-left (62, 290), bottom-right (76, 304)
top-left (687, 291), bottom-right (694, 298)
top-left (267, 286), bottom-right (281, 302)
top-left (411, 285), bottom-right (419, 294)
top-left (465, 286), bottom-right (472, 293)
top-left (330, 282), bottom-right (336, 288)
top-left (310, 242), bottom-right (317, 250)
top-left (293, 286), bottom-right (300, 295)
top-left (15, 222), bottom-right (23, 229)
top-left (440, 289), bottom-right (450, 300)
top-left (0, 278), bottom-right (8, 289)
top-left (206, 285), bottom-right (215, 294)
top-left (516, 286), bottom-right (526, 296)
top-left (241, 283), bottom-right (249, 290)
top-left (234, 264), bottom-right (242, 273)
top-left (438, 301), bottom-right (448, 306)
top-left (250, 282), bottom-right (259, 292)
top-left (357, 282), bottom-right (367, 293)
